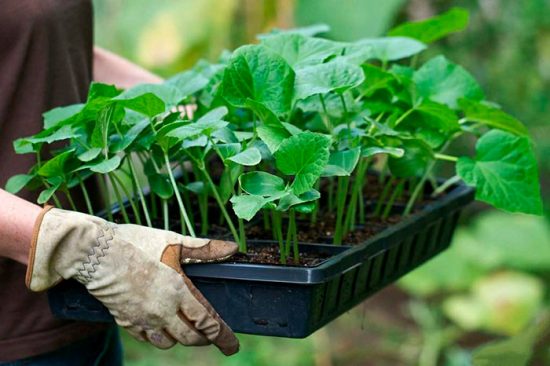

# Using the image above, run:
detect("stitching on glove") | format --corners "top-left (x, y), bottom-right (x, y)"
top-left (75, 223), bottom-right (115, 283)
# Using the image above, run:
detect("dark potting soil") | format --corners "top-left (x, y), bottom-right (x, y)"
top-left (229, 244), bottom-right (332, 267)
top-left (245, 212), bottom-right (402, 245)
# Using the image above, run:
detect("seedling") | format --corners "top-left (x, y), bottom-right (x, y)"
top-left (8, 8), bottom-right (542, 266)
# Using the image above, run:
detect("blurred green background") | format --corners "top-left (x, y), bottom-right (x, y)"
top-left (93, 0), bottom-right (550, 365)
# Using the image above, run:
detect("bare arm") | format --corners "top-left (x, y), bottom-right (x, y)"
top-left (93, 46), bottom-right (163, 88)
top-left (0, 189), bottom-right (41, 265)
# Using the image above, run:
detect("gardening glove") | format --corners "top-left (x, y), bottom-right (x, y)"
top-left (26, 206), bottom-right (240, 356)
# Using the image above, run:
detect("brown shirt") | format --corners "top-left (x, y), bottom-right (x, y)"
top-left (0, 1), bottom-right (106, 362)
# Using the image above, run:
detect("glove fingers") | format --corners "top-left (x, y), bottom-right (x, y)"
top-left (164, 312), bottom-right (211, 347)
top-left (180, 239), bottom-right (238, 264)
top-left (179, 274), bottom-right (240, 356)
top-left (144, 329), bottom-right (177, 350)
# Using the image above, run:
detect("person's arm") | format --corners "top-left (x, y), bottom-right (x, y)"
top-left (93, 46), bottom-right (162, 88)
top-left (0, 189), bottom-right (41, 265)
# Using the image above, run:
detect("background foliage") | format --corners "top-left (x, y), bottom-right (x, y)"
top-left (93, 0), bottom-right (549, 365)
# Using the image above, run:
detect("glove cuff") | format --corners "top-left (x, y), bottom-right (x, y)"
top-left (26, 205), bottom-right (55, 289)
top-left (26, 207), bottom-right (109, 291)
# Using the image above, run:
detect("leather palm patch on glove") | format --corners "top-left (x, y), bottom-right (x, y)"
top-left (26, 206), bottom-right (239, 356)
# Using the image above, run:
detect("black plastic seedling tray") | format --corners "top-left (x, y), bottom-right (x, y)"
top-left (48, 183), bottom-right (474, 338)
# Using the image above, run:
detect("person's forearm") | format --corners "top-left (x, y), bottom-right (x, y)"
top-left (0, 189), bottom-right (42, 265)
top-left (93, 46), bottom-right (163, 89)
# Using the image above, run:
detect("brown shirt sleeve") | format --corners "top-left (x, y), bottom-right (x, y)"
top-left (0, 1), bottom-right (107, 362)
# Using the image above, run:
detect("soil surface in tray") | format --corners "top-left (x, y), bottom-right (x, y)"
top-left (229, 245), bottom-right (333, 267)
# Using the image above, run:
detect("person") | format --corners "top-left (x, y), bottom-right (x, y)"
top-left (0, 1), bottom-right (239, 364)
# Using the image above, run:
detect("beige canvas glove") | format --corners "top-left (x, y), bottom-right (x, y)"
top-left (26, 206), bottom-right (239, 356)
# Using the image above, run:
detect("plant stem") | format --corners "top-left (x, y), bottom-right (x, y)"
top-left (290, 209), bottom-right (299, 264)
top-left (343, 159), bottom-right (368, 233)
top-left (162, 199), bottom-right (169, 230)
top-left (404, 161), bottom-right (436, 216)
top-left (127, 157), bottom-right (152, 227)
top-left (382, 180), bottom-right (404, 220)
top-left (263, 210), bottom-right (271, 230)
top-left (273, 211), bottom-right (286, 264)
top-left (78, 178), bottom-right (94, 215)
top-left (338, 93), bottom-right (350, 130)
top-left (318, 94), bottom-right (333, 132)
top-left (98, 175), bottom-right (114, 221)
top-left (63, 187), bottom-right (77, 211)
top-left (108, 174), bottom-right (130, 224)
top-left (393, 108), bottom-right (414, 127)
top-left (201, 168), bottom-right (241, 249)
top-left (434, 153), bottom-right (458, 162)
top-left (374, 176), bottom-right (395, 217)
top-left (432, 175), bottom-right (461, 197)
top-left (110, 172), bottom-right (142, 225)
top-left (333, 176), bottom-right (350, 245)
top-left (52, 193), bottom-right (63, 209)
top-left (164, 153), bottom-right (195, 237)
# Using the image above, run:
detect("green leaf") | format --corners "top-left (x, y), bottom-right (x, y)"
top-left (294, 59), bottom-right (365, 101)
top-left (43, 104), bottom-right (84, 129)
top-left (37, 182), bottom-right (61, 205)
top-left (414, 55), bottom-right (484, 109)
top-left (261, 33), bottom-right (343, 69)
top-left (239, 171), bottom-right (286, 196)
top-left (459, 99), bottom-right (529, 136)
top-left (343, 37), bottom-right (426, 63)
top-left (277, 189), bottom-right (320, 211)
top-left (168, 107), bottom-right (229, 141)
top-left (246, 100), bottom-right (291, 153)
top-left (362, 146), bottom-right (404, 158)
top-left (221, 44), bottom-right (295, 115)
top-left (183, 181), bottom-right (206, 195)
top-left (275, 132), bottom-right (332, 195)
top-left (457, 130), bottom-right (543, 215)
top-left (5, 174), bottom-right (34, 194)
top-left (87, 82), bottom-right (121, 101)
top-left (38, 150), bottom-right (75, 178)
top-left (321, 148), bottom-right (361, 177)
top-left (230, 194), bottom-right (268, 221)
top-left (258, 24), bottom-right (330, 39)
top-left (115, 92), bottom-right (165, 117)
top-left (110, 119), bottom-right (150, 153)
top-left (228, 147), bottom-right (262, 166)
top-left (388, 7), bottom-right (469, 44)
top-left (77, 148), bottom-right (102, 162)
top-left (216, 143), bottom-right (241, 160)
top-left (117, 83), bottom-right (181, 108)
top-left (166, 69), bottom-right (210, 99)
top-left (388, 139), bottom-right (433, 178)
top-left (148, 173), bottom-right (173, 199)
top-left (87, 155), bottom-right (122, 174)
top-left (358, 64), bottom-right (396, 97)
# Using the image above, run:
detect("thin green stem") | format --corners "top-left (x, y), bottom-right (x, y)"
top-left (374, 177), bottom-right (395, 217)
top-left (393, 108), bottom-right (415, 127)
top-left (434, 153), bottom-right (458, 162)
top-left (202, 168), bottom-right (241, 248)
top-left (98, 175), bottom-right (113, 221)
top-left (164, 153), bottom-right (195, 237)
top-left (273, 211), bottom-right (286, 264)
top-left (52, 193), bottom-right (63, 209)
top-left (290, 209), bottom-right (299, 264)
top-left (128, 157), bottom-right (152, 227)
top-left (339, 94), bottom-right (350, 129)
top-left (63, 187), bottom-right (77, 211)
top-left (108, 174), bottom-right (130, 224)
top-left (404, 161), bottom-right (436, 216)
top-left (163, 199), bottom-right (169, 230)
top-left (110, 172), bottom-right (142, 225)
top-left (78, 178), bottom-right (94, 215)
top-left (319, 94), bottom-right (333, 132)
top-left (432, 175), bottom-right (461, 197)
top-left (334, 176), bottom-right (350, 245)
top-left (382, 180), bottom-right (404, 220)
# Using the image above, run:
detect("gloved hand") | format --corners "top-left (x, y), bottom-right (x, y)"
top-left (26, 206), bottom-right (239, 355)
